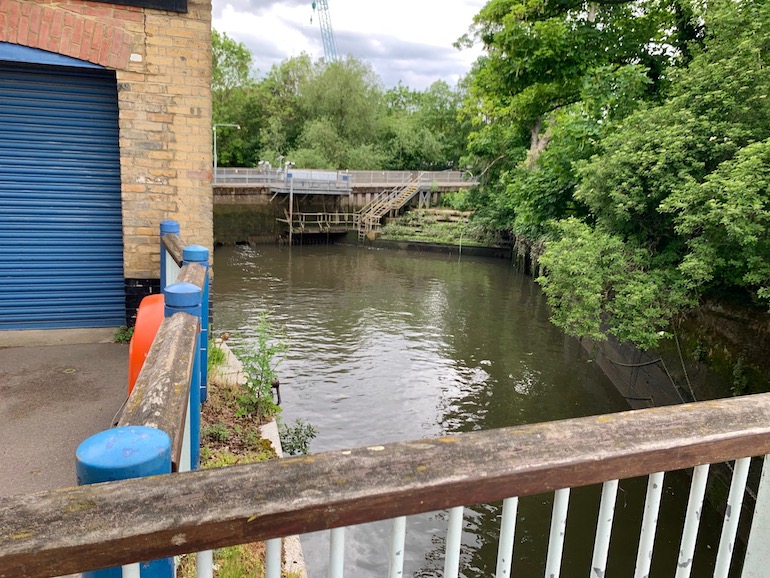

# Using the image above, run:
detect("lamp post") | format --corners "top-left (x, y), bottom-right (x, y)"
top-left (213, 123), bottom-right (240, 183)
top-left (286, 161), bottom-right (295, 246)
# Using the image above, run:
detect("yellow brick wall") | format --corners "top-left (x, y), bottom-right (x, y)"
top-left (118, 0), bottom-right (213, 278)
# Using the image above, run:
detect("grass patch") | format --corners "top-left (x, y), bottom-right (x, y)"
top-left (209, 344), bottom-right (227, 368)
top-left (113, 325), bottom-right (134, 344)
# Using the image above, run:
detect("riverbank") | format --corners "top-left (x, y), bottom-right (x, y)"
top-left (367, 237), bottom-right (511, 260)
top-left (207, 339), bottom-right (308, 578)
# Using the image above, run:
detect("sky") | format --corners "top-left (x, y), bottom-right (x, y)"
top-left (211, 0), bottom-right (487, 90)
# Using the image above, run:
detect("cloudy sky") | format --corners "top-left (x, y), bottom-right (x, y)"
top-left (212, 0), bottom-right (487, 90)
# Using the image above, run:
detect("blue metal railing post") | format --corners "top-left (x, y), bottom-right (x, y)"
top-left (164, 282), bottom-right (202, 469)
top-left (159, 220), bottom-right (180, 292)
top-left (182, 245), bottom-right (210, 404)
top-left (76, 426), bottom-right (173, 578)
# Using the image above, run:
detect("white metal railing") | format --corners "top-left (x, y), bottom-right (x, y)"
top-left (213, 168), bottom-right (477, 188)
top-left (292, 461), bottom-right (763, 578)
top-left (214, 168), bottom-right (352, 192)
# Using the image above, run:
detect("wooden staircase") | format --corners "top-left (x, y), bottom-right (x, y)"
top-left (357, 174), bottom-right (423, 241)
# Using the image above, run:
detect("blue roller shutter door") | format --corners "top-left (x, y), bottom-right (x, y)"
top-left (0, 61), bottom-right (125, 329)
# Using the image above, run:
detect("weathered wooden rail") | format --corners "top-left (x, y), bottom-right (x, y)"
top-left (3, 392), bottom-right (770, 577)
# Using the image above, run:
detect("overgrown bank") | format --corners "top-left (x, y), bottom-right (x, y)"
top-left (460, 0), bottom-right (770, 359)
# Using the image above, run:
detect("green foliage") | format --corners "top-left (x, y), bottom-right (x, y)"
top-left (542, 0), bottom-right (770, 346)
top-left (732, 356), bottom-right (748, 396)
top-left (202, 422), bottom-right (230, 443)
top-left (299, 57), bottom-right (382, 146)
top-left (235, 315), bottom-right (286, 422)
top-left (278, 419), bottom-right (318, 456)
top-left (113, 325), bottom-right (134, 344)
top-left (208, 344), bottom-right (226, 368)
top-left (442, 189), bottom-right (474, 211)
top-left (538, 219), bottom-right (692, 349)
top-left (212, 29), bottom-right (254, 95)
top-left (210, 41), bottom-right (468, 170)
top-left (212, 30), bottom-right (262, 167)
top-left (663, 138), bottom-right (770, 300)
top-left (459, 0), bottom-right (686, 185)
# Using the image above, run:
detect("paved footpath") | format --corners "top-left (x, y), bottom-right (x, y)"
top-left (0, 335), bottom-right (128, 498)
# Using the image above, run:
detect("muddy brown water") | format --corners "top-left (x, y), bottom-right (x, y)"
top-left (213, 244), bottom-right (729, 578)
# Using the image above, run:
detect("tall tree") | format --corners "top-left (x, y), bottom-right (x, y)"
top-left (257, 54), bottom-right (315, 162)
top-left (211, 29), bottom-right (260, 166)
top-left (459, 0), bottom-right (699, 171)
top-left (300, 57), bottom-right (383, 146)
top-left (537, 0), bottom-right (770, 348)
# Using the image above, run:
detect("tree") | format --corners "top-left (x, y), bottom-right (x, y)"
top-left (300, 57), bottom-right (383, 147)
top-left (258, 54), bottom-right (315, 161)
top-left (537, 0), bottom-right (770, 348)
top-left (211, 29), bottom-right (261, 166)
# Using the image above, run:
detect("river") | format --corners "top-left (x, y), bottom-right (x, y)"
top-left (212, 243), bottom-right (726, 577)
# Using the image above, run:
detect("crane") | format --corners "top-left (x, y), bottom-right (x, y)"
top-left (311, 1), bottom-right (339, 63)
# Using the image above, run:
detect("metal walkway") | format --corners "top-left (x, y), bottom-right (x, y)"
top-left (276, 174), bottom-right (430, 240)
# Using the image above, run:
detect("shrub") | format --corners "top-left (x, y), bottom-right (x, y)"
top-left (279, 419), bottom-right (318, 456)
top-left (235, 314), bottom-right (286, 422)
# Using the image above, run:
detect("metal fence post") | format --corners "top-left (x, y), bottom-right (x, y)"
top-left (164, 282), bottom-right (202, 469)
top-left (182, 245), bottom-right (210, 404)
top-left (75, 426), bottom-right (173, 578)
top-left (159, 220), bottom-right (180, 291)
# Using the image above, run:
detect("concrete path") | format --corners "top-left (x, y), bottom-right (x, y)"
top-left (0, 335), bottom-right (128, 497)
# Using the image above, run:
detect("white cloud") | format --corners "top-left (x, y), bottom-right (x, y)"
top-left (213, 0), bottom-right (485, 89)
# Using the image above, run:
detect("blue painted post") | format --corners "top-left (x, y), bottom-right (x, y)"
top-left (76, 426), bottom-right (173, 578)
top-left (159, 220), bottom-right (180, 292)
top-left (164, 281), bottom-right (202, 469)
top-left (183, 245), bottom-right (210, 404)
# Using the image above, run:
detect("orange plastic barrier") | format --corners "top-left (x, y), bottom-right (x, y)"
top-left (128, 294), bottom-right (165, 394)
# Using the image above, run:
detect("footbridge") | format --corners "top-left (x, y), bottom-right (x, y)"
top-left (214, 168), bottom-right (475, 195)
top-left (275, 172), bottom-right (448, 241)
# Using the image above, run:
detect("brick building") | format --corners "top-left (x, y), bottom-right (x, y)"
top-left (0, 0), bottom-right (213, 330)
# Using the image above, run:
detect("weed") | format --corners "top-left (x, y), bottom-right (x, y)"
top-left (202, 448), bottom-right (274, 469)
top-left (692, 340), bottom-right (706, 363)
top-left (113, 325), bottom-right (134, 344)
top-left (235, 314), bottom-right (286, 423)
top-left (380, 210), bottom-right (500, 247)
top-left (209, 344), bottom-right (227, 368)
top-left (202, 422), bottom-right (230, 442)
top-left (279, 419), bottom-right (318, 456)
top-left (732, 356), bottom-right (749, 396)
top-left (177, 543), bottom-right (264, 578)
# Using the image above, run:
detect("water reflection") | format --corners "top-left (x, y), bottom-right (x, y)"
top-left (213, 244), bottom-right (725, 577)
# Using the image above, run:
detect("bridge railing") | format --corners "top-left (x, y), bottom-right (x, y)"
top-left (213, 168), bottom-right (477, 188)
top-left (4, 391), bottom-right (770, 577)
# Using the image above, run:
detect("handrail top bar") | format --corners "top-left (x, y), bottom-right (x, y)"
top-left (176, 262), bottom-right (207, 292)
top-left (4, 392), bottom-right (770, 577)
top-left (116, 311), bottom-right (198, 471)
top-left (161, 232), bottom-right (184, 267)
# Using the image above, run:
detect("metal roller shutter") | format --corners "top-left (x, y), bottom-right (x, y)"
top-left (0, 61), bottom-right (125, 329)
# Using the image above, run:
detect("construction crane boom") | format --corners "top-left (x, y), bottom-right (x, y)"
top-left (312, 0), bottom-right (338, 62)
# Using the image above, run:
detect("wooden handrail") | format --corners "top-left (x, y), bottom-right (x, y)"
top-left (176, 261), bottom-right (206, 290)
top-left (161, 232), bottom-right (185, 267)
top-left (117, 311), bottom-right (198, 471)
top-left (3, 393), bottom-right (770, 578)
